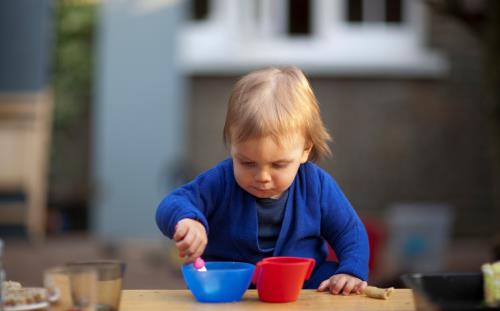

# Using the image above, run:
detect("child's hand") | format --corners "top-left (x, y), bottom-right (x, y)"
top-left (317, 273), bottom-right (367, 295)
top-left (174, 218), bottom-right (207, 264)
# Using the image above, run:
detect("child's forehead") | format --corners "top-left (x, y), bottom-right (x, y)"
top-left (233, 132), bottom-right (306, 150)
top-left (272, 132), bottom-right (306, 145)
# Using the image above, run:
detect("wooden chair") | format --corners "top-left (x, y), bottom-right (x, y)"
top-left (0, 89), bottom-right (53, 243)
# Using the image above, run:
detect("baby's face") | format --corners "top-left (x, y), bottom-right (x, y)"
top-left (231, 133), bottom-right (311, 199)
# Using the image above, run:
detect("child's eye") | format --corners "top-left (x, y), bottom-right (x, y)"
top-left (241, 161), bottom-right (255, 167)
top-left (272, 163), bottom-right (288, 169)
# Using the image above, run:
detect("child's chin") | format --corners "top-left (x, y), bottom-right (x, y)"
top-left (254, 194), bottom-right (272, 199)
top-left (247, 189), bottom-right (267, 198)
top-left (250, 189), bottom-right (281, 199)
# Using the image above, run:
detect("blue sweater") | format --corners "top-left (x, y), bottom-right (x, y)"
top-left (156, 158), bottom-right (369, 282)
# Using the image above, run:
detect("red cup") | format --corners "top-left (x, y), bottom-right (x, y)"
top-left (252, 256), bottom-right (316, 303)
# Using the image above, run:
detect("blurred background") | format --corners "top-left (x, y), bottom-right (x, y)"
top-left (0, 0), bottom-right (499, 290)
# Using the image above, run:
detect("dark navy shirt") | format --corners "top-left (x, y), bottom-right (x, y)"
top-left (255, 190), bottom-right (288, 254)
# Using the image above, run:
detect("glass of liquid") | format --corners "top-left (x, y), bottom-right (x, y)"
top-left (66, 260), bottom-right (125, 311)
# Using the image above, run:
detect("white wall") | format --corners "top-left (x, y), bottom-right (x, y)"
top-left (92, 0), bottom-right (185, 239)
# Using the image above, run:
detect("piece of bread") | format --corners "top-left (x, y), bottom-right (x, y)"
top-left (364, 286), bottom-right (395, 300)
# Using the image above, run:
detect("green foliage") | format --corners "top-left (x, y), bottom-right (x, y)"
top-left (49, 1), bottom-right (98, 202)
top-left (53, 1), bottom-right (97, 131)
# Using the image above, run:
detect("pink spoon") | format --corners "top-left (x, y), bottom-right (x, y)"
top-left (194, 257), bottom-right (207, 272)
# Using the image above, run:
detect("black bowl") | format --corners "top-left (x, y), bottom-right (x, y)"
top-left (401, 272), bottom-right (500, 311)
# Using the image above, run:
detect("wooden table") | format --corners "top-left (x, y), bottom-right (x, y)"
top-left (120, 289), bottom-right (415, 311)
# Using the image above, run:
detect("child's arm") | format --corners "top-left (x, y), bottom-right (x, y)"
top-left (156, 162), bottom-right (229, 249)
top-left (319, 172), bottom-right (370, 284)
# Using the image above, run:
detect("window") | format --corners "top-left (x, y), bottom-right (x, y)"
top-left (190, 0), bottom-right (209, 21)
top-left (386, 0), bottom-right (403, 23)
top-left (346, 0), bottom-right (403, 24)
top-left (179, 0), bottom-right (446, 76)
top-left (288, 0), bottom-right (311, 35)
top-left (347, 0), bottom-right (363, 22)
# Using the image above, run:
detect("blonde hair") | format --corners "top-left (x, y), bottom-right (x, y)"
top-left (223, 66), bottom-right (331, 162)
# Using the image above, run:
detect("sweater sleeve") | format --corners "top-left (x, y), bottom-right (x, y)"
top-left (155, 161), bottom-right (228, 239)
top-left (319, 171), bottom-right (369, 281)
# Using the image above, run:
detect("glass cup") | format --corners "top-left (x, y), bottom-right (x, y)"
top-left (66, 260), bottom-right (125, 311)
top-left (44, 265), bottom-right (98, 311)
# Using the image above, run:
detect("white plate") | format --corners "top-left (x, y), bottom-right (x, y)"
top-left (5, 301), bottom-right (49, 311)
top-left (3, 287), bottom-right (55, 311)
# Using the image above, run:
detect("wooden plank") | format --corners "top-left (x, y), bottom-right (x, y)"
top-left (0, 89), bottom-right (52, 243)
top-left (120, 289), bottom-right (415, 311)
top-left (0, 92), bottom-right (42, 120)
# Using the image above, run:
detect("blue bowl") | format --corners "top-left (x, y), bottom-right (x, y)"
top-left (181, 261), bottom-right (255, 303)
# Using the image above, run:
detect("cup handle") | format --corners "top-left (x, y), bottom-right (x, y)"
top-left (252, 261), bottom-right (263, 285)
top-left (304, 258), bottom-right (316, 280)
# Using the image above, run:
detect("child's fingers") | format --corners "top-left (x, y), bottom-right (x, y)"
top-left (184, 237), bottom-right (204, 263)
top-left (173, 223), bottom-right (188, 242)
top-left (177, 232), bottom-right (206, 261)
top-left (184, 252), bottom-right (199, 263)
top-left (355, 281), bottom-right (368, 294)
top-left (353, 283), bottom-right (361, 294)
top-left (182, 253), bottom-right (193, 263)
top-left (178, 244), bottom-right (198, 260)
top-left (173, 219), bottom-right (208, 263)
top-left (331, 277), bottom-right (347, 295)
top-left (184, 236), bottom-right (204, 263)
top-left (175, 233), bottom-right (192, 249)
top-left (176, 231), bottom-right (195, 257)
top-left (193, 238), bottom-right (207, 258)
top-left (342, 278), bottom-right (357, 295)
top-left (317, 280), bottom-right (330, 292)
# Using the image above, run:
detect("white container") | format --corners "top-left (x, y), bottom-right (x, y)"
top-left (387, 203), bottom-right (454, 273)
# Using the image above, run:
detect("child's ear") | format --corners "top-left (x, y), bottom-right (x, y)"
top-left (300, 144), bottom-right (313, 163)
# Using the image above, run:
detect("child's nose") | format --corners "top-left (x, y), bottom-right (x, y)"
top-left (255, 169), bottom-right (271, 183)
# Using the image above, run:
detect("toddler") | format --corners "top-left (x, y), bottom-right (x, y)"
top-left (156, 66), bottom-right (369, 295)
